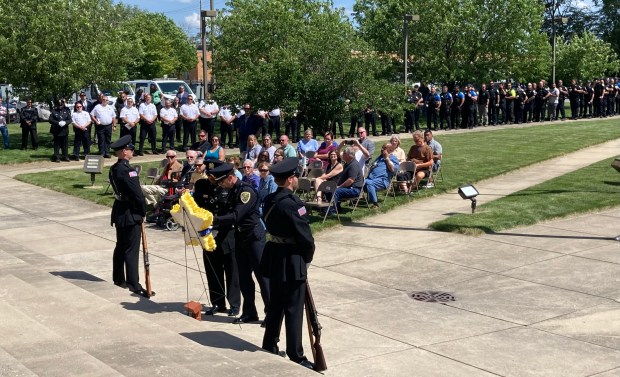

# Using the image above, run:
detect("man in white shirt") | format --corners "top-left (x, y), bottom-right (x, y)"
top-left (267, 107), bottom-right (281, 139)
top-left (547, 82), bottom-right (560, 121)
top-left (71, 102), bottom-right (91, 160)
top-left (160, 99), bottom-right (178, 152)
top-left (219, 104), bottom-right (235, 148)
top-left (198, 95), bottom-right (219, 142)
top-left (138, 94), bottom-right (158, 156)
top-left (90, 96), bottom-right (117, 158)
top-left (120, 97), bottom-right (140, 145)
top-left (180, 95), bottom-right (200, 151)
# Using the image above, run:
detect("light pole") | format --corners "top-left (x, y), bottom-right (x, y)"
top-left (201, 7), bottom-right (217, 100)
top-left (550, 0), bottom-right (568, 84)
top-left (403, 14), bottom-right (420, 94)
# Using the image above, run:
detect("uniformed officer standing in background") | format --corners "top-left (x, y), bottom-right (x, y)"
top-left (261, 157), bottom-right (315, 370)
top-left (49, 98), bottom-right (72, 162)
top-left (109, 135), bottom-right (152, 298)
top-left (208, 163), bottom-right (269, 324)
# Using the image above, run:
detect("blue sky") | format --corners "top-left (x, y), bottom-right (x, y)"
top-left (115, 0), bottom-right (357, 34)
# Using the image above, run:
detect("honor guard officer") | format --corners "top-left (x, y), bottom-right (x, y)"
top-left (109, 135), bottom-right (153, 298)
top-left (261, 157), bottom-right (315, 370)
top-left (208, 163), bottom-right (269, 324)
top-left (193, 165), bottom-right (241, 317)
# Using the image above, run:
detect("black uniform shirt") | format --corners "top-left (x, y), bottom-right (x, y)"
top-left (110, 159), bottom-right (147, 227)
top-left (213, 179), bottom-right (261, 232)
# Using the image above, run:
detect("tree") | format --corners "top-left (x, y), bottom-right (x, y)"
top-left (213, 0), bottom-right (386, 131)
top-left (0, 0), bottom-right (197, 102)
top-left (555, 32), bottom-right (620, 81)
top-left (595, 0), bottom-right (620, 59)
top-left (353, 0), bottom-right (551, 83)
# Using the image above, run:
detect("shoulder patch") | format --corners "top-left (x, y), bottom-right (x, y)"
top-left (298, 206), bottom-right (307, 216)
top-left (129, 171), bottom-right (138, 177)
top-left (240, 191), bottom-right (251, 204)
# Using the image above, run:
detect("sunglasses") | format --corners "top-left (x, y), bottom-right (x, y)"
top-left (259, 169), bottom-right (269, 172)
top-left (166, 155), bottom-right (175, 158)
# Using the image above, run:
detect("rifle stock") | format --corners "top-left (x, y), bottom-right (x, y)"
top-left (305, 282), bottom-right (327, 372)
top-left (141, 222), bottom-right (153, 298)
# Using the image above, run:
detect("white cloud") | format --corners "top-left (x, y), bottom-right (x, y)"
top-left (176, 0), bottom-right (193, 3)
top-left (184, 12), bottom-right (200, 28)
top-left (575, 0), bottom-right (590, 9)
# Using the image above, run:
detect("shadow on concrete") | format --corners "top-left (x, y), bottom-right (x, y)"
top-left (181, 330), bottom-right (262, 352)
top-left (50, 270), bottom-right (105, 282)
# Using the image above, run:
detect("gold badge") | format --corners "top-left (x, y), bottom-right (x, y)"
top-left (240, 191), bottom-right (251, 204)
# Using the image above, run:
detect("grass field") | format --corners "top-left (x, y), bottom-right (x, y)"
top-left (429, 157), bottom-right (620, 235)
top-left (13, 117), bottom-right (620, 233)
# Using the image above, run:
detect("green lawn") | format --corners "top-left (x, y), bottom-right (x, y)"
top-left (429, 157), bottom-right (620, 235)
top-left (13, 117), bottom-right (620, 234)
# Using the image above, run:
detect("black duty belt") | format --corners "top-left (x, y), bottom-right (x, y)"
top-left (267, 235), bottom-right (296, 244)
top-left (114, 194), bottom-right (129, 202)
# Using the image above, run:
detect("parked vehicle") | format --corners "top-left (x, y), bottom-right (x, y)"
top-left (127, 79), bottom-right (195, 102)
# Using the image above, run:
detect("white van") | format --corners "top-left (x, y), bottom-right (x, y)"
top-left (74, 82), bottom-right (134, 108)
top-left (127, 79), bottom-right (194, 102)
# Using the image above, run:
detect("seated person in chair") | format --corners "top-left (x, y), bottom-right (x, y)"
top-left (364, 143), bottom-right (399, 208)
top-left (424, 129), bottom-right (442, 172)
top-left (314, 149), bottom-right (343, 203)
top-left (325, 146), bottom-right (364, 214)
top-left (406, 131), bottom-right (433, 189)
top-left (141, 150), bottom-right (183, 207)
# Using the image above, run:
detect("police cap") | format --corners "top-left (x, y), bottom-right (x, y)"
top-left (270, 157), bottom-right (302, 179)
top-left (110, 135), bottom-right (135, 151)
top-left (208, 163), bottom-right (234, 181)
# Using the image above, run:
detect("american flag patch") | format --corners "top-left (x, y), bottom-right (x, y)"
top-left (298, 206), bottom-right (306, 216)
top-left (129, 171), bottom-right (138, 177)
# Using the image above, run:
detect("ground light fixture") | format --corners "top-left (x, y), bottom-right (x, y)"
top-left (458, 184), bottom-right (479, 213)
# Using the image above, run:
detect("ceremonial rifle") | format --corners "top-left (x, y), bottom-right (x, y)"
top-left (304, 282), bottom-right (327, 372)
top-left (140, 223), bottom-right (153, 298)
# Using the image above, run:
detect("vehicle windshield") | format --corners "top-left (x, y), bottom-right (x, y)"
top-left (159, 82), bottom-right (191, 96)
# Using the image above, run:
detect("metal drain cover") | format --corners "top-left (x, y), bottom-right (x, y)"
top-left (411, 291), bottom-right (455, 303)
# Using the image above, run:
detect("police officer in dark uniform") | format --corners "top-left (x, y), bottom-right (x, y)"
top-left (261, 157), bottom-right (315, 370)
top-left (19, 99), bottom-right (39, 150)
top-left (109, 135), bottom-right (152, 298)
top-left (49, 98), bottom-right (72, 162)
top-left (209, 163), bottom-right (269, 324)
top-left (439, 85), bottom-right (452, 130)
top-left (193, 170), bottom-right (241, 317)
top-left (426, 86), bottom-right (440, 130)
top-left (568, 79), bottom-right (580, 120)
top-left (411, 85), bottom-right (423, 130)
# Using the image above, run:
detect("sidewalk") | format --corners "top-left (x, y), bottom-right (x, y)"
top-left (0, 125), bottom-right (619, 376)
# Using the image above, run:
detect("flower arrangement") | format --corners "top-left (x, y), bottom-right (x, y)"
top-left (170, 192), bottom-right (216, 251)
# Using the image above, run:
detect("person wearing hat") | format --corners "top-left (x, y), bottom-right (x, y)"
top-left (260, 157), bottom-right (315, 370)
top-left (108, 135), bottom-right (152, 298)
top-left (208, 162), bottom-right (269, 324)
top-left (49, 98), bottom-right (72, 162)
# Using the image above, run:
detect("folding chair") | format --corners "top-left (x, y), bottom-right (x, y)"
top-left (428, 161), bottom-right (444, 188)
top-left (159, 158), bottom-right (168, 168)
top-left (146, 167), bottom-right (160, 184)
top-left (349, 179), bottom-right (369, 212)
top-left (305, 180), bottom-right (339, 224)
top-left (295, 177), bottom-right (314, 202)
top-left (311, 160), bottom-right (323, 169)
top-left (385, 161), bottom-right (416, 199)
top-left (306, 168), bottom-right (324, 180)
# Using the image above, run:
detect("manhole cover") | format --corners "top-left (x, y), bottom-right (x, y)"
top-left (410, 291), bottom-right (455, 303)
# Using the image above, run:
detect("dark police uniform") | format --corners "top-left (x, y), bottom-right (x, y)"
top-left (439, 91), bottom-right (452, 130)
top-left (109, 135), bottom-right (150, 296)
top-left (261, 158), bottom-right (315, 368)
top-left (209, 163), bottom-right (269, 323)
top-left (193, 173), bottom-right (241, 316)
top-left (48, 101), bottom-right (72, 162)
top-left (19, 104), bottom-right (38, 150)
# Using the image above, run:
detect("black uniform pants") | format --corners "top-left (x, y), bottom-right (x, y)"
top-left (120, 125), bottom-right (137, 145)
top-left (331, 117), bottom-right (344, 138)
top-left (262, 279), bottom-right (307, 363)
top-left (235, 229), bottom-right (269, 317)
top-left (268, 116), bottom-right (281, 139)
top-left (200, 117), bottom-right (216, 140)
top-left (570, 99), bottom-right (579, 119)
top-left (96, 123), bottom-right (113, 156)
top-left (53, 134), bottom-right (69, 160)
top-left (499, 100), bottom-right (507, 124)
top-left (348, 117), bottom-right (360, 137)
top-left (450, 107), bottom-right (461, 128)
top-left (72, 127), bottom-right (91, 157)
top-left (183, 120), bottom-right (197, 149)
top-left (113, 223), bottom-right (143, 292)
top-left (161, 123), bottom-right (175, 151)
top-left (175, 120), bottom-right (183, 142)
top-left (364, 112), bottom-right (376, 135)
top-left (556, 101), bottom-right (566, 120)
top-left (439, 108), bottom-right (451, 129)
top-left (139, 121), bottom-right (157, 153)
top-left (379, 114), bottom-right (391, 134)
top-left (488, 104), bottom-right (497, 125)
top-left (426, 108), bottom-right (438, 130)
top-left (221, 121), bottom-right (234, 148)
top-left (21, 125), bottom-right (38, 149)
top-left (203, 234), bottom-right (240, 310)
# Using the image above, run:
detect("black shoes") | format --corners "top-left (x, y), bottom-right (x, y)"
top-left (114, 281), bottom-right (128, 289)
top-left (132, 289), bottom-right (155, 298)
top-left (298, 359), bottom-right (315, 370)
top-left (204, 305), bottom-right (225, 315)
top-left (136, 151), bottom-right (144, 156)
top-left (232, 314), bottom-right (259, 324)
top-left (228, 307), bottom-right (240, 316)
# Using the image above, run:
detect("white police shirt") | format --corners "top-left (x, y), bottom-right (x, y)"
top-left (90, 104), bottom-right (116, 125)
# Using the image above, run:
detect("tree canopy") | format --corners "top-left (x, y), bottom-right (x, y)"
top-left (555, 32), bottom-right (620, 82)
top-left (0, 0), bottom-right (196, 102)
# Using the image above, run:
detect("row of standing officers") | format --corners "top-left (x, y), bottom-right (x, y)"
top-left (109, 134), bottom-right (317, 371)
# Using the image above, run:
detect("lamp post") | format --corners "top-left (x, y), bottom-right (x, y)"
top-left (201, 7), bottom-right (217, 100)
top-left (403, 14), bottom-right (420, 94)
top-left (550, 0), bottom-right (568, 85)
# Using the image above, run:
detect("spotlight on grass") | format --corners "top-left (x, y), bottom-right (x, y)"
top-left (458, 184), bottom-right (479, 214)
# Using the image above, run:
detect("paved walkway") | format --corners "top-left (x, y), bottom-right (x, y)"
top-left (1, 121), bottom-right (620, 376)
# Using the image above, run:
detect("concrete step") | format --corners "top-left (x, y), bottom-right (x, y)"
top-left (0, 265), bottom-right (314, 377)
